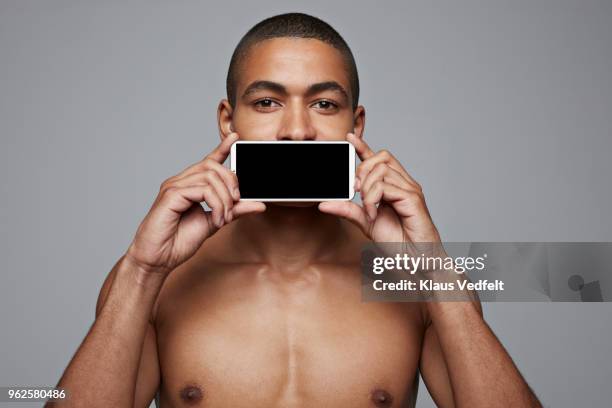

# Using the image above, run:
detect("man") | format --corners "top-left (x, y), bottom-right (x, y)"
top-left (50, 13), bottom-right (541, 407)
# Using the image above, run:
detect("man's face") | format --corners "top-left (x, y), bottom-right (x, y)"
top-left (227, 37), bottom-right (361, 141)
top-left (218, 37), bottom-right (364, 207)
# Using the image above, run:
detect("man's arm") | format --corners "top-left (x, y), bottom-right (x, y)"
top-left (419, 299), bottom-right (542, 407)
top-left (47, 133), bottom-right (263, 407)
top-left (94, 256), bottom-right (161, 408)
top-left (318, 134), bottom-right (541, 407)
top-left (47, 255), bottom-right (163, 408)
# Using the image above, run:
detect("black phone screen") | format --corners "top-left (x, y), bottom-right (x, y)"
top-left (235, 142), bottom-right (350, 200)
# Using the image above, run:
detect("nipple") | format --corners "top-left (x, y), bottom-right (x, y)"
top-left (179, 385), bottom-right (203, 404)
top-left (371, 388), bottom-right (393, 407)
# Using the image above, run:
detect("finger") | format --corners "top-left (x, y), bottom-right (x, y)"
top-left (159, 133), bottom-right (240, 188)
top-left (356, 149), bottom-right (420, 190)
top-left (347, 132), bottom-right (375, 161)
top-left (231, 201), bottom-right (267, 218)
top-left (176, 159), bottom-right (240, 200)
top-left (160, 184), bottom-right (224, 228)
top-left (360, 162), bottom-right (412, 194)
top-left (318, 201), bottom-right (370, 235)
top-left (204, 160), bottom-right (241, 200)
top-left (362, 183), bottom-right (379, 222)
top-left (205, 132), bottom-right (240, 164)
top-left (362, 181), bottom-right (410, 220)
top-left (200, 171), bottom-right (234, 223)
top-left (161, 171), bottom-right (234, 223)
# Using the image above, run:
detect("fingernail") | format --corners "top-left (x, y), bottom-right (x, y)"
top-left (354, 177), bottom-right (361, 191)
top-left (233, 188), bottom-right (240, 199)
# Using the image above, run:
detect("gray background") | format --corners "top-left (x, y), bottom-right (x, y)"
top-left (1, 0), bottom-right (611, 406)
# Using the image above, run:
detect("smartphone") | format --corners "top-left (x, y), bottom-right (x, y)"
top-left (230, 141), bottom-right (356, 201)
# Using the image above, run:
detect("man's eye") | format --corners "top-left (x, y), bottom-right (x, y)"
top-left (254, 98), bottom-right (280, 108)
top-left (312, 100), bottom-right (338, 110)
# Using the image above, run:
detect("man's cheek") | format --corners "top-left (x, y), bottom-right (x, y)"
top-left (311, 112), bottom-right (354, 139)
top-left (236, 116), bottom-right (281, 140)
top-left (315, 122), bottom-right (353, 141)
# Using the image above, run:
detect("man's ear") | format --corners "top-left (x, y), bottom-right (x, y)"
top-left (217, 99), bottom-right (235, 141)
top-left (352, 105), bottom-right (366, 139)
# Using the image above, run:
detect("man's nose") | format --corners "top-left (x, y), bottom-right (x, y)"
top-left (277, 105), bottom-right (316, 141)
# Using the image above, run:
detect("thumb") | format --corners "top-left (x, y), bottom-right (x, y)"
top-left (318, 201), bottom-right (370, 236)
top-left (232, 201), bottom-right (267, 219)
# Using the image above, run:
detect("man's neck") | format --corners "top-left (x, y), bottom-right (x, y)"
top-left (230, 203), bottom-right (348, 270)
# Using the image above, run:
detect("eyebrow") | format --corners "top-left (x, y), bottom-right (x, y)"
top-left (241, 80), bottom-right (349, 103)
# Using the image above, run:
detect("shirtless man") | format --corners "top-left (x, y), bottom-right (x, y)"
top-left (50, 13), bottom-right (541, 407)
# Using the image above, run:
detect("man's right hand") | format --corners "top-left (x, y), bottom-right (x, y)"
top-left (125, 132), bottom-right (265, 276)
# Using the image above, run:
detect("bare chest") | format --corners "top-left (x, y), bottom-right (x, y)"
top-left (154, 263), bottom-right (424, 407)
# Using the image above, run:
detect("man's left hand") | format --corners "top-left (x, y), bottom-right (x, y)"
top-left (318, 133), bottom-right (441, 244)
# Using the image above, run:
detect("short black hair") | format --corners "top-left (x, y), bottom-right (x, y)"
top-left (226, 12), bottom-right (360, 110)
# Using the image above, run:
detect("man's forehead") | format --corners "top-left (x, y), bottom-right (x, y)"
top-left (236, 37), bottom-right (352, 95)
